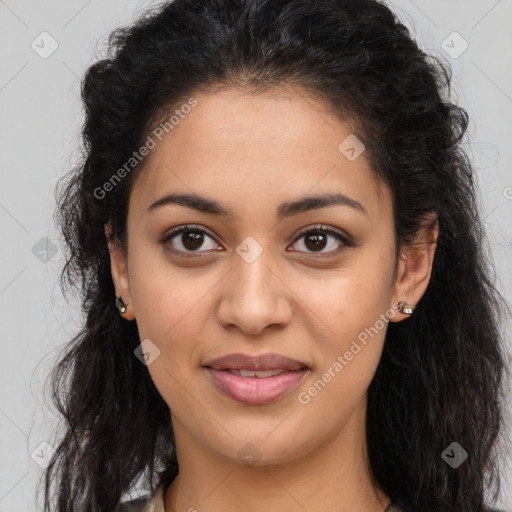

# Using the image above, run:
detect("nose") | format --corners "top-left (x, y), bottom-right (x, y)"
top-left (216, 251), bottom-right (293, 336)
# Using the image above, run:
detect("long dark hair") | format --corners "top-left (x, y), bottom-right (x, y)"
top-left (41, 1), bottom-right (511, 511)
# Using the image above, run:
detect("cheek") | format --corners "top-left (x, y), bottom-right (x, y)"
top-left (129, 241), bottom-right (213, 333)
top-left (298, 263), bottom-right (392, 333)
top-left (130, 265), bottom-right (212, 405)
top-left (292, 261), bottom-right (392, 378)
top-left (127, 262), bottom-right (214, 383)
top-left (297, 279), bottom-right (389, 417)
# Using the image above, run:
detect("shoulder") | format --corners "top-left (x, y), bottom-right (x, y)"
top-left (113, 495), bottom-right (151, 512)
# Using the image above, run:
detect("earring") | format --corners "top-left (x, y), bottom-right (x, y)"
top-left (115, 294), bottom-right (127, 314)
top-left (397, 301), bottom-right (414, 315)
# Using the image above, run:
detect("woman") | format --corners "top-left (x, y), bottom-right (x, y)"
top-left (41, 0), bottom-right (511, 511)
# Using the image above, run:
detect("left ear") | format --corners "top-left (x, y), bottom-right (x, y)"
top-left (389, 212), bottom-right (439, 322)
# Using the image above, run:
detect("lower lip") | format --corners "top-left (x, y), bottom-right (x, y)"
top-left (205, 368), bottom-right (308, 405)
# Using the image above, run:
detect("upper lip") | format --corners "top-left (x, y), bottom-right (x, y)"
top-left (203, 352), bottom-right (308, 371)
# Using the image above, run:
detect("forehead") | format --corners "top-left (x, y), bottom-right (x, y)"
top-left (129, 86), bottom-right (388, 221)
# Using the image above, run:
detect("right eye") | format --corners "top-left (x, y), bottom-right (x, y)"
top-left (159, 224), bottom-right (223, 257)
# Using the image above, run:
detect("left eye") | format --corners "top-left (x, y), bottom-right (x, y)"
top-left (159, 224), bottom-right (351, 258)
top-left (289, 224), bottom-right (352, 256)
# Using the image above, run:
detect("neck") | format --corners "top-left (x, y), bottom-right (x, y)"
top-left (164, 400), bottom-right (391, 512)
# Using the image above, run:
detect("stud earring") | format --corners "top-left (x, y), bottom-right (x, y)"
top-left (115, 294), bottom-right (127, 314)
top-left (397, 301), bottom-right (414, 315)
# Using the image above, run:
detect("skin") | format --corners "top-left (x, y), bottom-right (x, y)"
top-left (108, 86), bottom-right (438, 512)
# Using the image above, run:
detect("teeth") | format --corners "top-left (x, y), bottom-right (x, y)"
top-left (228, 369), bottom-right (287, 378)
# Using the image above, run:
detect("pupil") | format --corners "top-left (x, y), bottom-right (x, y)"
top-left (183, 231), bottom-right (203, 250)
top-left (305, 232), bottom-right (326, 251)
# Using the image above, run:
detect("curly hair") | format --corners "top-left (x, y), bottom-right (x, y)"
top-left (41, 0), bottom-right (511, 511)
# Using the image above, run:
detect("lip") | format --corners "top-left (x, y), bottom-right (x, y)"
top-left (205, 367), bottom-right (309, 405)
top-left (203, 352), bottom-right (309, 371)
top-left (203, 352), bottom-right (310, 405)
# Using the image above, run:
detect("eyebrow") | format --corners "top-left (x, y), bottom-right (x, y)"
top-left (146, 191), bottom-right (368, 219)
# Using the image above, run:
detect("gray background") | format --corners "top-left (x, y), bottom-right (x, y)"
top-left (0, 0), bottom-right (511, 510)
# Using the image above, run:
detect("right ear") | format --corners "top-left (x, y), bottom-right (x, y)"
top-left (105, 222), bottom-right (135, 320)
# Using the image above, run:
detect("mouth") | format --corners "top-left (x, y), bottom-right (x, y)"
top-left (212, 368), bottom-right (306, 378)
top-left (203, 366), bottom-right (309, 405)
top-left (203, 352), bottom-right (309, 372)
top-left (202, 352), bottom-right (310, 405)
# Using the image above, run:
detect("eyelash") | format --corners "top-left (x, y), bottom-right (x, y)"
top-left (159, 223), bottom-right (353, 259)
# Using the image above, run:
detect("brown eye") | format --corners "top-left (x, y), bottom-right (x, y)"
top-left (160, 225), bottom-right (221, 257)
top-left (303, 232), bottom-right (328, 251)
top-left (180, 231), bottom-right (204, 250)
top-left (289, 225), bottom-right (352, 256)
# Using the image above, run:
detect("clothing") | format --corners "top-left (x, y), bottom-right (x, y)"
top-left (115, 485), bottom-right (405, 512)
top-left (114, 485), bottom-right (164, 512)
top-left (139, 484), bottom-right (165, 512)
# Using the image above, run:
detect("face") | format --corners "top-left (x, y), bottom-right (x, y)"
top-left (109, 86), bottom-right (437, 467)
